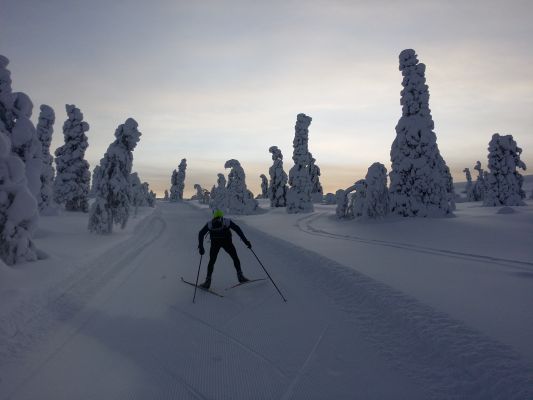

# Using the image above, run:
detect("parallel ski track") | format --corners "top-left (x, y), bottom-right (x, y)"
top-left (296, 212), bottom-right (533, 270)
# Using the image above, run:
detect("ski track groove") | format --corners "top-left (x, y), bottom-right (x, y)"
top-left (169, 304), bottom-right (289, 381)
top-left (297, 212), bottom-right (533, 270)
top-left (279, 324), bottom-right (329, 400)
top-left (0, 212), bottom-right (166, 386)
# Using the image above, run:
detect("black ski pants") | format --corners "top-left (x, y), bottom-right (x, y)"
top-left (206, 239), bottom-right (242, 278)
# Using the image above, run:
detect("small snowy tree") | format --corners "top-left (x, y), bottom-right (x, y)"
top-left (389, 49), bottom-right (454, 217)
top-left (287, 113), bottom-right (314, 214)
top-left (351, 179), bottom-right (367, 218)
top-left (268, 146), bottom-right (288, 207)
top-left (148, 189), bottom-right (156, 207)
top-left (463, 167), bottom-right (475, 202)
top-left (473, 161), bottom-right (486, 201)
top-left (309, 153), bottom-right (323, 203)
top-left (210, 173), bottom-right (228, 212)
top-left (260, 174), bottom-right (268, 198)
top-left (54, 104), bottom-right (90, 212)
top-left (169, 170), bottom-right (179, 201)
top-left (324, 192), bottom-right (336, 205)
top-left (36, 104), bottom-right (56, 212)
top-left (130, 172), bottom-right (144, 216)
top-left (362, 162), bottom-right (389, 218)
top-left (336, 184), bottom-right (358, 219)
top-left (88, 118), bottom-right (141, 234)
top-left (176, 158), bottom-right (186, 200)
top-left (224, 159), bottom-right (258, 214)
top-left (192, 184), bottom-right (204, 200)
top-left (0, 128), bottom-right (40, 265)
top-left (163, 189), bottom-right (169, 201)
top-left (483, 133), bottom-right (527, 206)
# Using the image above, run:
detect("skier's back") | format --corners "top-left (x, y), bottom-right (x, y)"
top-left (198, 209), bottom-right (251, 289)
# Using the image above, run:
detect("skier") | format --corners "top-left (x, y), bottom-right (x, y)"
top-left (198, 209), bottom-right (252, 289)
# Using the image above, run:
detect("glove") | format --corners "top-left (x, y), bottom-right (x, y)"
top-left (244, 240), bottom-right (252, 249)
top-left (199, 247), bottom-right (205, 255)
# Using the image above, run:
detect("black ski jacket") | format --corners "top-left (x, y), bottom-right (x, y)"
top-left (198, 217), bottom-right (250, 250)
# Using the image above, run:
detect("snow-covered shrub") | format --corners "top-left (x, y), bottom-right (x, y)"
top-left (164, 189), bottom-right (169, 201)
top-left (88, 118), bottom-right (141, 234)
top-left (389, 49), bottom-right (455, 217)
top-left (362, 162), bottom-right (389, 218)
top-left (473, 161), bottom-right (486, 201)
top-left (463, 167), bottom-right (475, 202)
top-left (483, 133), bottom-right (527, 206)
top-left (287, 114), bottom-right (314, 214)
top-left (210, 173), bottom-right (228, 212)
top-left (54, 104), bottom-right (90, 212)
top-left (324, 192), bottom-right (336, 205)
top-left (260, 174), bottom-right (268, 199)
top-left (36, 105), bottom-right (56, 211)
top-left (268, 146), bottom-right (288, 207)
top-left (0, 128), bottom-right (40, 265)
top-left (309, 153), bottom-right (323, 203)
top-left (224, 159), bottom-right (258, 214)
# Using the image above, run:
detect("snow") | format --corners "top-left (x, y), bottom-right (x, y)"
top-left (1, 195), bottom-right (531, 399)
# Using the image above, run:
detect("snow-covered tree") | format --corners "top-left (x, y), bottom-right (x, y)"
top-left (130, 172), bottom-right (145, 216)
top-left (0, 55), bottom-right (40, 265)
top-left (210, 173), bottom-right (228, 212)
top-left (336, 184), bottom-right (358, 219)
top-left (88, 118), bottom-right (141, 234)
top-left (351, 179), bottom-right (367, 218)
top-left (362, 162), bottom-right (389, 218)
top-left (36, 104), bottom-right (56, 212)
top-left (268, 146), bottom-right (288, 207)
top-left (90, 165), bottom-right (101, 197)
top-left (163, 189), bottom-right (169, 201)
top-left (287, 114), bottom-right (314, 214)
top-left (483, 133), bottom-right (527, 206)
top-left (169, 170), bottom-right (179, 201)
top-left (309, 153), bottom-right (323, 203)
top-left (260, 174), bottom-right (268, 198)
top-left (0, 127), bottom-right (40, 265)
top-left (54, 104), bottom-right (90, 212)
top-left (473, 161), bottom-right (486, 201)
top-left (463, 167), bottom-right (475, 202)
top-left (389, 49), bottom-right (455, 217)
top-left (224, 159), bottom-right (258, 214)
top-left (148, 189), bottom-right (156, 207)
top-left (324, 192), bottom-right (336, 205)
top-left (192, 184), bottom-right (204, 200)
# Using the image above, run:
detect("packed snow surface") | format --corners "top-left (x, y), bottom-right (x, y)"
top-left (0, 200), bottom-right (532, 399)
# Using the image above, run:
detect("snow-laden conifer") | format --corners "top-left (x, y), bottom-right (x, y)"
top-left (336, 184), bottom-right (357, 219)
top-left (473, 161), bottom-right (486, 201)
top-left (90, 165), bottom-right (101, 197)
top-left (0, 55), bottom-right (15, 132)
top-left (192, 184), bottom-right (203, 200)
top-left (36, 105), bottom-right (56, 212)
top-left (351, 179), bottom-right (367, 218)
top-left (463, 167), bottom-right (475, 202)
top-left (309, 153), bottom-right (323, 203)
top-left (164, 190), bottom-right (169, 201)
top-left (287, 114), bottom-right (314, 213)
top-left (88, 118), bottom-right (141, 234)
top-left (389, 49), bottom-right (454, 217)
top-left (324, 193), bottom-right (336, 205)
top-left (210, 173), bottom-right (228, 212)
top-left (130, 172), bottom-right (145, 216)
top-left (169, 170), bottom-right (179, 202)
top-left (268, 146), bottom-right (288, 207)
top-left (483, 133), bottom-right (527, 206)
top-left (260, 174), bottom-right (268, 199)
top-left (363, 162), bottom-right (389, 218)
top-left (54, 104), bottom-right (90, 212)
top-left (224, 159), bottom-right (258, 214)
top-left (0, 128), bottom-right (39, 265)
top-left (148, 188), bottom-right (156, 207)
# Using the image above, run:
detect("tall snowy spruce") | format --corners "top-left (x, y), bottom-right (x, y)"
top-left (287, 113), bottom-right (314, 213)
top-left (169, 170), bottom-right (179, 201)
top-left (36, 105), bottom-right (56, 212)
top-left (309, 153), bottom-right (323, 203)
top-left (164, 190), bottom-right (169, 201)
top-left (483, 133), bottom-right (527, 206)
top-left (224, 159), bottom-right (258, 214)
top-left (463, 167), bottom-right (475, 202)
top-left (362, 162), bottom-right (390, 218)
top-left (54, 104), bottom-right (90, 212)
top-left (389, 49), bottom-right (455, 217)
top-left (473, 161), bottom-right (486, 201)
top-left (170, 159), bottom-right (186, 202)
top-left (210, 173), bottom-right (228, 212)
top-left (88, 118), bottom-right (141, 234)
top-left (268, 146), bottom-right (288, 207)
top-left (0, 55), bottom-right (40, 265)
top-left (260, 174), bottom-right (268, 199)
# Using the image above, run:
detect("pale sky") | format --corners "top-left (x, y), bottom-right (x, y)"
top-left (1, 0), bottom-right (532, 197)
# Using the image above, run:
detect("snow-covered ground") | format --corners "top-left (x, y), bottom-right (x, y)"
top-left (1, 198), bottom-right (532, 399)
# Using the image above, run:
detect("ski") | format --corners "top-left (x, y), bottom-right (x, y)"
top-left (180, 277), bottom-right (224, 298)
top-left (225, 278), bottom-right (266, 291)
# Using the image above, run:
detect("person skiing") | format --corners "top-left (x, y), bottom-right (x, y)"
top-left (197, 209), bottom-right (252, 289)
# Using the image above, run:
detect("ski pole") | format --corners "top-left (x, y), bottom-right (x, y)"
top-left (193, 254), bottom-right (203, 304)
top-left (249, 248), bottom-right (287, 302)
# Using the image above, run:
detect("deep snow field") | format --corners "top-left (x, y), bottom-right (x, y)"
top-left (0, 190), bottom-right (532, 399)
